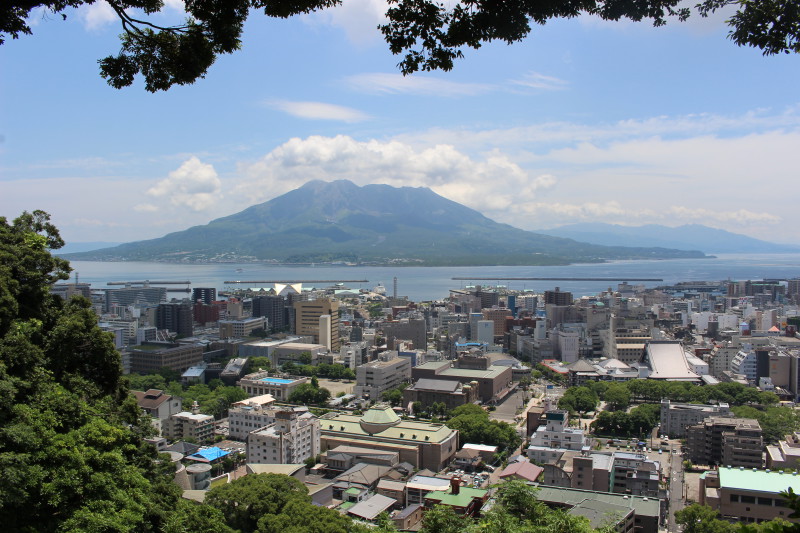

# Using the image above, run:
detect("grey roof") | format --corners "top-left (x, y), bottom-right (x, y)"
top-left (412, 378), bottom-right (459, 393)
top-left (646, 341), bottom-right (700, 381)
top-left (347, 494), bottom-right (397, 520)
top-left (568, 498), bottom-right (633, 529)
top-left (534, 485), bottom-right (660, 518)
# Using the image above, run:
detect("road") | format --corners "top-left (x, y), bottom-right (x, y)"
top-left (667, 444), bottom-right (685, 532)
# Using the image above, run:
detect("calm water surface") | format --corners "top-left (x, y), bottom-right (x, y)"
top-left (67, 254), bottom-right (800, 302)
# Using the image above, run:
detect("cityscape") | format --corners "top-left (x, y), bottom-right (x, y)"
top-left (48, 272), bottom-right (800, 532)
top-left (4, 0), bottom-right (800, 531)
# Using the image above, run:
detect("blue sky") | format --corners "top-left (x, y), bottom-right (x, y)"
top-left (2, 1), bottom-right (799, 244)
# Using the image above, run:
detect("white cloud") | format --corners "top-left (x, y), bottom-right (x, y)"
top-left (303, 0), bottom-right (388, 44)
top-left (344, 73), bottom-right (495, 96)
top-left (266, 100), bottom-right (370, 122)
top-left (510, 71), bottom-right (569, 91)
top-left (134, 203), bottom-right (158, 212)
top-left (236, 135), bottom-right (555, 213)
top-left (148, 156), bottom-right (222, 211)
top-left (79, 2), bottom-right (117, 30)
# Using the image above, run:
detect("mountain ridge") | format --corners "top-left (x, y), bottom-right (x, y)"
top-left (63, 180), bottom-right (708, 266)
top-left (538, 223), bottom-right (799, 254)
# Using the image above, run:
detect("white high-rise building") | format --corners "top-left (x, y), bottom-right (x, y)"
top-left (246, 409), bottom-right (320, 464)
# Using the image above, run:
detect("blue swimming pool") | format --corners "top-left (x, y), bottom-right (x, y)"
top-left (259, 377), bottom-right (294, 384)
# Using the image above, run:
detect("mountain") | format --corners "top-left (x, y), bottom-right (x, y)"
top-left (58, 241), bottom-right (123, 254)
top-left (63, 180), bottom-right (707, 266)
top-left (538, 223), bottom-right (800, 254)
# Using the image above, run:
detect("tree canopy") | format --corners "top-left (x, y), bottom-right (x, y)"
top-left (2, 0), bottom-right (798, 91)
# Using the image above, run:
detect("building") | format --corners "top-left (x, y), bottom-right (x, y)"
top-left (252, 295), bottom-right (287, 331)
top-left (294, 299), bottom-right (340, 351)
top-left (686, 417), bottom-right (763, 468)
top-left (162, 402), bottom-right (215, 443)
top-left (219, 316), bottom-right (267, 339)
top-left (227, 394), bottom-right (277, 440)
top-left (132, 389), bottom-right (183, 435)
top-left (192, 287), bottom-right (217, 305)
top-left (767, 432), bottom-right (800, 470)
top-left (354, 353), bottom-right (412, 400)
top-left (660, 399), bottom-right (732, 438)
top-left (383, 318), bottom-right (427, 351)
top-left (411, 361), bottom-right (513, 403)
top-left (642, 341), bottom-right (701, 382)
top-left (271, 342), bottom-right (327, 367)
top-left (482, 308), bottom-right (513, 340)
top-left (246, 409), bottom-right (320, 464)
top-left (156, 301), bottom-right (194, 338)
top-left (403, 378), bottom-right (479, 411)
top-left (699, 466), bottom-right (800, 524)
top-left (319, 405), bottom-right (459, 471)
top-left (527, 410), bottom-right (589, 464)
top-left (534, 485), bottom-right (661, 533)
top-left (237, 371), bottom-right (307, 401)
top-left (423, 477), bottom-right (488, 516)
top-left (104, 286), bottom-right (166, 312)
top-left (545, 288), bottom-right (574, 306)
top-left (128, 342), bottom-right (205, 375)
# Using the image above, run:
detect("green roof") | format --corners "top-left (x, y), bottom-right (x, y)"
top-left (339, 501), bottom-right (356, 511)
top-left (718, 467), bottom-right (800, 494)
top-left (345, 487), bottom-right (362, 495)
top-left (320, 412), bottom-right (456, 443)
top-left (425, 487), bottom-right (487, 508)
top-left (360, 405), bottom-right (401, 426)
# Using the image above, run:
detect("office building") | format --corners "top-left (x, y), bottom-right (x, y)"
top-left (156, 301), bottom-right (193, 338)
top-left (294, 299), bottom-right (340, 351)
top-left (354, 353), bottom-right (412, 400)
top-left (105, 286), bottom-right (166, 312)
top-left (252, 295), bottom-right (287, 331)
top-left (128, 343), bottom-right (204, 375)
top-left (192, 287), bottom-right (216, 305)
top-left (219, 316), bottom-right (267, 339)
top-left (660, 399), bottom-right (732, 438)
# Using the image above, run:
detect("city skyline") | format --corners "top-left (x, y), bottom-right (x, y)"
top-left (2, 2), bottom-right (799, 244)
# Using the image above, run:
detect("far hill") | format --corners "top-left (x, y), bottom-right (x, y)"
top-left (538, 223), bottom-right (800, 254)
top-left (63, 180), bottom-right (707, 266)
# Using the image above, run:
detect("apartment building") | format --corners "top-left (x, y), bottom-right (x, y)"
top-left (219, 316), bottom-right (268, 339)
top-left (686, 417), bottom-right (763, 468)
top-left (527, 410), bottom-right (588, 464)
top-left (227, 394), bottom-right (277, 441)
top-left (700, 467), bottom-right (800, 524)
top-left (660, 399), bottom-right (732, 438)
top-left (162, 402), bottom-right (215, 443)
top-left (128, 342), bottom-right (205, 375)
top-left (246, 409), bottom-right (320, 464)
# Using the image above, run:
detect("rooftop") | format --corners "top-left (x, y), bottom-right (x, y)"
top-left (425, 486), bottom-right (488, 508)
top-left (718, 466), bottom-right (800, 494)
top-left (347, 494), bottom-right (397, 521)
top-left (646, 341), bottom-right (701, 381)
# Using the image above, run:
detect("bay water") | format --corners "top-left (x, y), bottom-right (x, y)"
top-left (68, 254), bottom-right (800, 302)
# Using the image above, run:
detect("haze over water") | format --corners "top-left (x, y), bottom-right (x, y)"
top-left (67, 254), bottom-right (800, 302)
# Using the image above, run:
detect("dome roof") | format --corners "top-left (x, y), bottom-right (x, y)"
top-left (359, 404), bottom-right (401, 435)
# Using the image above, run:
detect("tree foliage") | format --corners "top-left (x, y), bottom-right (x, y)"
top-left (0, 211), bottom-right (182, 531)
top-left (446, 403), bottom-right (521, 453)
top-left (558, 386), bottom-right (599, 415)
top-left (3, 0), bottom-right (798, 91)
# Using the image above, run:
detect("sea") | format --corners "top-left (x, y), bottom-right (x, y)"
top-left (67, 253), bottom-right (800, 302)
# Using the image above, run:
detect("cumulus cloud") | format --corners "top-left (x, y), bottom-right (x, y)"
top-left (267, 100), bottom-right (370, 122)
top-left (148, 156), bottom-right (222, 211)
top-left (303, 0), bottom-right (388, 44)
top-left (79, 2), bottom-right (117, 30)
top-left (236, 135), bottom-right (556, 213)
top-left (344, 73), bottom-right (495, 96)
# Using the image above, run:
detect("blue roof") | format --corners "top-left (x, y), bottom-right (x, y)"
top-left (190, 447), bottom-right (230, 462)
